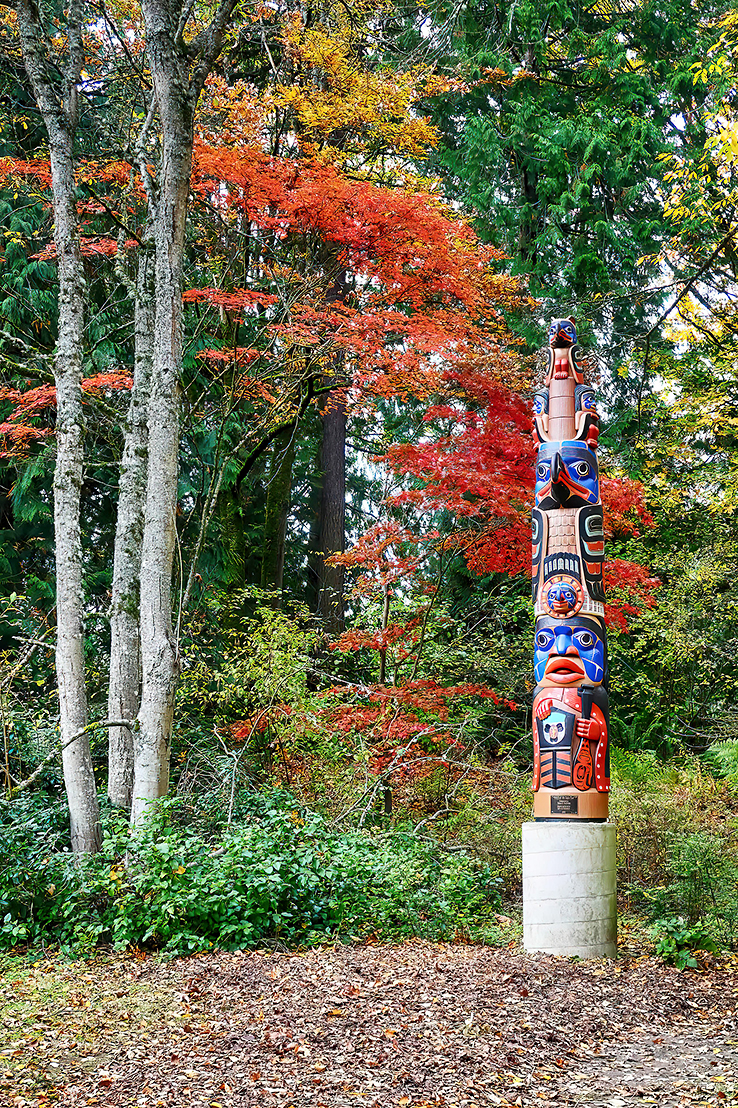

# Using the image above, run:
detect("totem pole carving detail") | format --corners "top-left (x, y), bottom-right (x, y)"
top-left (531, 319), bottom-right (610, 820)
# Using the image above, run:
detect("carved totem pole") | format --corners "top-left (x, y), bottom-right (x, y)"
top-left (531, 319), bottom-right (610, 821)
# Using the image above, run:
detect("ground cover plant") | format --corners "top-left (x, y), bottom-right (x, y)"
top-left (0, 789), bottom-right (503, 956)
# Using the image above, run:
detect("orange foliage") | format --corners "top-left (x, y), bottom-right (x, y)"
top-left (0, 373), bottom-right (133, 457)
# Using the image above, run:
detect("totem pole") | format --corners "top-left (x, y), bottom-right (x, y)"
top-left (522, 319), bottom-right (616, 958)
top-left (531, 318), bottom-right (609, 820)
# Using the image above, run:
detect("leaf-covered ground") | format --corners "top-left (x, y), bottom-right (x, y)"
top-left (1, 941), bottom-right (737, 1108)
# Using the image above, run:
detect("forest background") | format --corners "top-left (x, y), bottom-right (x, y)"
top-left (1, 0), bottom-right (738, 959)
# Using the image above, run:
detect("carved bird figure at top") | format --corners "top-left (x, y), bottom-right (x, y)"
top-left (545, 317), bottom-right (584, 386)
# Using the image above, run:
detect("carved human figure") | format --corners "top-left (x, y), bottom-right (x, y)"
top-left (533, 318), bottom-right (599, 449)
top-left (532, 684), bottom-right (610, 795)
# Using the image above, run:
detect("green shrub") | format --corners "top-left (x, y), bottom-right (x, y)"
top-left (0, 790), bottom-right (502, 956)
top-left (610, 751), bottom-right (738, 946)
top-left (643, 832), bottom-right (738, 948)
top-left (650, 916), bottom-right (719, 969)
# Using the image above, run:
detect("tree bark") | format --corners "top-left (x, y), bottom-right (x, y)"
top-left (260, 422), bottom-right (296, 597)
top-left (314, 265), bottom-right (348, 634)
top-left (17, 0), bottom-right (100, 851)
top-left (131, 7), bottom-right (192, 822)
top-left (316, 394), bottom-right (346, 634)
top-left (131, 0), bottom-right (236, 824)
top-left (108, 246), bottom-right (153, 809)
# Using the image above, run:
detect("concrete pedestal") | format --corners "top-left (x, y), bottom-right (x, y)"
top-left (522, 821), bottom-right (617, 959)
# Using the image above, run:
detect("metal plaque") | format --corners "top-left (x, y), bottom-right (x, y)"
top-left (551, 795), bottom-right (578, 816)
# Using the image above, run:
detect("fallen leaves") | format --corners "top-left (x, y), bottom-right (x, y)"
top-left (1, 943), bottom-right (737, 1108)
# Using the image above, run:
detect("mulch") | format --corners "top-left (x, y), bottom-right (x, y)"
top-left (42, 943), bottom-right (738, 1108)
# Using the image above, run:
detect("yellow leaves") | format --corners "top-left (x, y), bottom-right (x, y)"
top-left (713, 121), bottom-right (738, 166)
top-left (200, 75), bottom-right (270, 147)
top-left (276, 13), bottom-right (442, 159)
top-left (0, 7), bottom-right (17, 38)
top-left (274, 67), bottom-right (440, 158)
top-left (200, 5), bottom-right (450, 168)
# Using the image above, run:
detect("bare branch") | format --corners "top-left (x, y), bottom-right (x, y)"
top-left (7, 719), bottom-right (137, 797)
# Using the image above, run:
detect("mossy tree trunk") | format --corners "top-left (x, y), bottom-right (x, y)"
top-left (260, 423), bottom-right (297, 599)
top-left (108, 245), bottom-right (153, 810)
top-left (17, 0), bottom-right (100, 852)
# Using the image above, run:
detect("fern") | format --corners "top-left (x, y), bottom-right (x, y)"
top-left (702, 741), bottom-right (738, 782)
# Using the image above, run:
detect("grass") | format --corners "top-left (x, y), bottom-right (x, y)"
top-left (0, 952), bottom-right (186, 1105)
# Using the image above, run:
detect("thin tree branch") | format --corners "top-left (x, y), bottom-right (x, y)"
top-left (639, 224), bottom-right (738, 430)
top-left (7, 718), bottom-right (137, 796)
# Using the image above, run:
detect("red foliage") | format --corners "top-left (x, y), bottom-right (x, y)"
top-left (192, 145), bottom-right (515, 316)
top-left (0, 373), bottom-right (133, 458)
top-left (183, 287), bottom-right (277, 313)
top-left (0, 157), bottom-right (52, 187)
top-left (190, 143), bottom-right (525, 408)
top-left (82, 372), bottom-right (134, 394)
top-left (229, 704), bottom-right (292, 741)
top-left (0, 421), bottom-right (53, 457)
top-left (332, 620), bottom-right (423, 654)
top-left (603, 559), bottom-right (660, 633)
top-left (600, 475), bottom-right (654, 537)
top-left (315, 679), bottom-right (515, 780)
top-left (34, 237), bottom-right (121, 261)
top-left (0, 156), bottom-right (134, 193)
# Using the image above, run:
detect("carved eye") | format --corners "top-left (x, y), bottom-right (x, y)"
top-left (573, 462), bottom-right (590, 477)
top-left (575, 631), bottom-right (595, 649)
top-left (536, 463), bottom-right (549, 479)
top-left (536, 631), bottom-right (553, 649)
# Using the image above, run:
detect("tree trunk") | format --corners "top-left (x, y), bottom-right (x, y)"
top-left (260, 423), bottom-right (296, 597)
top-left (130, 25), bottom-right (191, 822)
top-left (108, 246), bottom-right (153, 809)
top-left (17, 0), bottom-right (100, 851)
top-left (316, 394), bottom-right (346, 634)
top-left (131, 0), bottom-right (236, 824)
top-left (314, 266), bottom-right (348, 635)
top-left (518, 164), bottom-right (541, 268)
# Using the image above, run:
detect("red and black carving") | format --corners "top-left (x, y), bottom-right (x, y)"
top-left (578, 505), bottom-right (606, 604)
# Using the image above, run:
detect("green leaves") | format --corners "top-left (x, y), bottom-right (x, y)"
top-left (651, 916), bottom-right (720, 969)
top-left (0, 790), bottom-right (502, 956)
top-left (418, 0), bottom-right (732, 347)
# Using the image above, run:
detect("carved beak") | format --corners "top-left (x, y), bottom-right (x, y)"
top-left (550, 453), bottom-right (566, 504)
top-left (550, 453), bottom-right (596, 506)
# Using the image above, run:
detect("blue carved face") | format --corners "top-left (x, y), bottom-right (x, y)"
top-left (548, 582), bottom-right (578, 615)
top-left (534, 616), bottom-right (606, 687)
top-left (535, 441), bottom-right (599, 508)
top-left (548, 318), bottom-right (577, 347)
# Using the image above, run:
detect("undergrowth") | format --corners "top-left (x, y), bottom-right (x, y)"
top-left (4, 732), bottom-right (738, 962)
top-left (0, 789), bottom-right (502, 957)
top-left (611, 747), bottom-right (738, 951)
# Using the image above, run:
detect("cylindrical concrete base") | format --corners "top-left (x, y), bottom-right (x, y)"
top-left (522, 821), bottom-right (617, 959)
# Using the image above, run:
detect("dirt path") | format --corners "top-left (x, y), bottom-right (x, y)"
top-left (2, 944), bottom-right (737, 1108)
